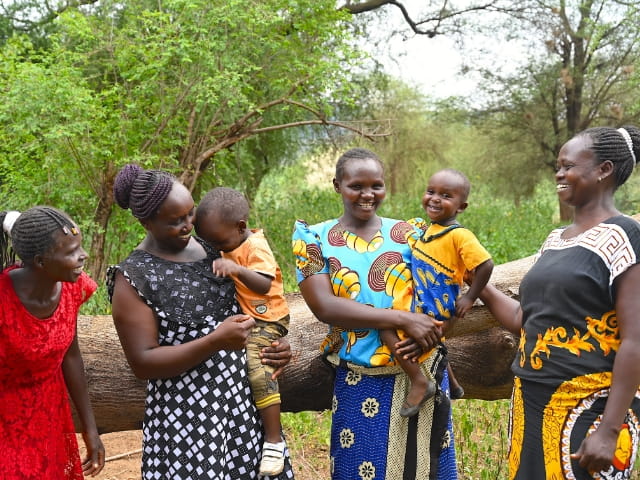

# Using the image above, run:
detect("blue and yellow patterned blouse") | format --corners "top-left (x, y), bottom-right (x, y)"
top-left (293, 217), bottom-right (421, 367)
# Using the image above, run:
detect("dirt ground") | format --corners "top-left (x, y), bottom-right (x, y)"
top-left (79, 431), bottom-right (143, 480)
top-left (81, 430), bottom-right (329, 480)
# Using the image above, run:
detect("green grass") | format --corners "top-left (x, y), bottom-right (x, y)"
top-left (453, 400), bottom-right (509, 480)
top-left (282, 411), bottom-right (332, 479)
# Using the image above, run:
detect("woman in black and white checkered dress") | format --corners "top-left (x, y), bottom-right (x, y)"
top-left (108, 164), bottom-right (295, 479)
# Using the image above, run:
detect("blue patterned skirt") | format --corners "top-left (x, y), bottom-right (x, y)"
top-left (327, 346), bottom-right (457, 480)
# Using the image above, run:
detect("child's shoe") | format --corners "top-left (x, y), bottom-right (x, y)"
top-left (451, 385), bottom-right (465, 400)
top-left (259, 440), bottom-right (286, 476)
top-left (399, 381), bottom-right (437, 417)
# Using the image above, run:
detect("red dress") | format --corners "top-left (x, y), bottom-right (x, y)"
top-left (0, 266), bottom-right (97, 479)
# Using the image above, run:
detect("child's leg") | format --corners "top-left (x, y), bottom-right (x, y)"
top-left (447, 362), bottom-right (465, 399)
top-left (380, 329), bottom-right (435, 417)
top-left (247, 320), bottom-right (287, 475)
top-left (246, 322), bottom-right (284, 441)
top-left (260, 403), bottom-right (282, 443)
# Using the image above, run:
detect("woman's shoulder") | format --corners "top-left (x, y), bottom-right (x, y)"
top-left (293, 218), bottom-right (339, 238)
top-left (63, 271), bottom-right (97, 305)
top-left (608, 214), bottom-right (640, 232)
top-left (0, 267), bottom-right (16, 301)
top-left (294, 218), bottom-right (339, 230)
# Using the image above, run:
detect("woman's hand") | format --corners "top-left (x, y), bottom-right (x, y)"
top-left (81, 430), bottom-right (105, 477)
top-left (215, 314), bottom-right (255, 350)
top-left (570, 425), bottom-right (619, 474)
top-left (393, 336), bottom-right (423, 361)
top-left (260, 337), bottom-right (293, 379)
top-left (398, 311), bottom-right (443, 353)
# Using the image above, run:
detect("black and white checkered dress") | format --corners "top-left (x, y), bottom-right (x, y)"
top-left (107, 238), bottom-right (295, 479)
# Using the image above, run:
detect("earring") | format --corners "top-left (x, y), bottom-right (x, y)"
top-left (597, 177), bottom-right (602, 182)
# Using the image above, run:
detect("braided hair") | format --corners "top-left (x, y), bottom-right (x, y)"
top-left (113, 164), bottom-right (176, 220)
top-left (579, 125), bottom-right (640, 190)
top-left (196, 187), bottom-right (250, 225)
top-left (1, 206), bottom-right (79, 271)
top-left (334, 148), bottom-right (384, 182)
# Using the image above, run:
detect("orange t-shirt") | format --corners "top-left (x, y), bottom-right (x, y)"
top-left (222, 229), bottom-right (289, 322)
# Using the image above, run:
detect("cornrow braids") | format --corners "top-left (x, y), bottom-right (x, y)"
top-left (580, 125), bottom-right (640, 189)
top-left (335, 148), bottom-right (384, 182)
top-left (113, 164), bottom-right (176, 220)
top-left (5, 206), bottom-right (78, 268)
top-left (196, 187), bottom-right (250, 225)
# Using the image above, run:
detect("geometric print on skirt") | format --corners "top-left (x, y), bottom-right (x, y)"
top-left (142, 318), bottom-right (295, 480)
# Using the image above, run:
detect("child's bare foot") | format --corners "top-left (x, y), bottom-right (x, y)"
top-left (400, 377), bottom-right (436, 418)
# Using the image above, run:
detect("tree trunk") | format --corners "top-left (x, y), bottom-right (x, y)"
top-left (86, 165), bottom-right (116, 281)
top-left (74, 252), bottom-right (536, 433)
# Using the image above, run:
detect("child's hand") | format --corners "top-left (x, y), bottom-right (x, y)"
top-left (455, 296), bottom-right (474, 318)
top-left (212, 258), bottom-right (240, 277)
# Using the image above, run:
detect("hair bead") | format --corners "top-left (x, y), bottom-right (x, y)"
top-left (617, 128), bottom-right (637, 165)
top-left (2, 211), bottom-right (20, 234)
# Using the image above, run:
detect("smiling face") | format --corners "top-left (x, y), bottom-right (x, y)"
top-left (39, 229), bottom-right (88, 283)
top-left (421, 170), bottom-right (469, 225)
top-left (333, 157), bottom-right (386, 225)
top-left (141, 182), bottom-right (196, 253)
top-left (555, 135), bottom-right (601, 207)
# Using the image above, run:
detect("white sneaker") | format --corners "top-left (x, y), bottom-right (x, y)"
top-left (259, 440), bottom-right (286, 476)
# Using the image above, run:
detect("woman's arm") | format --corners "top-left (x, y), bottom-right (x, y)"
top-left (477, 283), bottom-right (522, 335)
top-left (111, 271), bottom-right (255, 379)
top-left (62, 334), bottom-right (105, 477)
top-left (571, 263), bottom-right (640, 473)
top-left (299, 273), bottom-right (442, 352)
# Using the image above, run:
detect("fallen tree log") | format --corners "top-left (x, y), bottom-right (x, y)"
top-left (75, 252), bottom-right (534, 433)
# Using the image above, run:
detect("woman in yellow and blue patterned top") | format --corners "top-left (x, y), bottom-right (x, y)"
top-left (293, 148), bottom-right (457, 480)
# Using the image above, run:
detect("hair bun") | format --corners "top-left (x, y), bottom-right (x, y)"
top-left (113, 164), bottom-right (143, 209)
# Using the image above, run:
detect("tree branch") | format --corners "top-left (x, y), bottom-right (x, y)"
top-left (339, 0), bottom-right (509, 37)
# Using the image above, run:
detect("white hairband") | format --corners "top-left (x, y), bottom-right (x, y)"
top-left (617, 128), bottom-right (636, 165)
top-left (2, 211), bottom-right (20, 234)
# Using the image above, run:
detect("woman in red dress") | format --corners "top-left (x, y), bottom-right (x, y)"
top-left (0, 206), bottom-right (105, 479)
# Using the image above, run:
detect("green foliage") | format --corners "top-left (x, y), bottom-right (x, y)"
top-left (0, 0), bottom-right (364, 281)
top-left (467, 1), bottom-right (640, 206)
